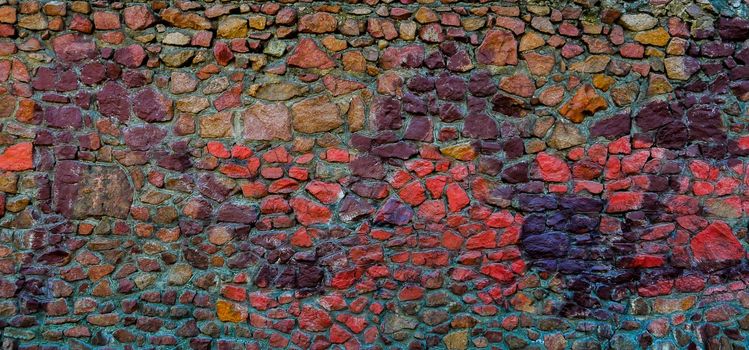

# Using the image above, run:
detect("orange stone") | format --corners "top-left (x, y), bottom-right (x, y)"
top-left (216, 299), bottom-right (247, 323)
top-left (559, 85), bottom-right (608, 123)
top-left (0, 142), bottom-right (33, 171)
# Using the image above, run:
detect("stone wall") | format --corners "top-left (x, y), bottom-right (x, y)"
top-left (0, 0), bottom-right (748, 349)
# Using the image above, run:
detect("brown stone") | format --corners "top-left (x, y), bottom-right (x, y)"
top-left (217, 16), bottom-right (248, 38)
top-left (53, 161), bottom-right (133, 219)
top-left (476, 30), bottom-right (518, 66)
top-left (499, 74), bottom-right (535, 98)
top-left (299, 13), bottom-right (337, 33)
top-left (559, 84), bottom-right (608, 123)
top-left (160, 8), bottom-right (212, 30)
top-left (291, 96), bottom-right (342, 133)
top-left (243, 102), bottom-right (292, 141)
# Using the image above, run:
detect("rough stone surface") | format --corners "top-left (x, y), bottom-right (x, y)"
top-left (2, 2), bottom-right (749, 349)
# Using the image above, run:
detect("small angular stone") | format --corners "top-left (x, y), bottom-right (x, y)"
top-left (559, 85), bottom-right (607, 123)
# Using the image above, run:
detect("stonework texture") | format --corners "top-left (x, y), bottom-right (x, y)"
top-left (0, 0), bottom-right (748, 349)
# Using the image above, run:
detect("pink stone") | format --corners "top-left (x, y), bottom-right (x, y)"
top-left (123, 5), bottom-right (155, 30)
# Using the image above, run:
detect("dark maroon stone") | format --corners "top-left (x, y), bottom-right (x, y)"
top-left (124, 125), bottom-right (167, 151)
top-left (97, 82), bottom-right (130, 122)
top-left (590, 112), bottom-right (631, 139)
top-left (123, 70), bottom-right (150, 88)
top-left (216, 203), bottom-right (259, 224)
top-left (424, 50), bottom-right (445, 69)
top-left (468, 70), bottom-right (497, 97)
top-left (132, 88), bottom-right (172, 122)
top-left (56, 70), bottom-right (78, 92)
top-left (439, 103), bottom-right (463, 122)
top-left (501, 162), bottom-right (529, 183)
top-left (372, 96), bottom-right (402, 130)
top-left (80, 63), bottom-right (107, 85)
top-left (503, 137), bottom-right (525, 159)
top-left (435, 73), bottom-right (466, 101)
top-left (155, 151), bottom-right (192, 172)
top-left (656, 121), bottom-right (688, 149)
top-left (403, 116), bottom-right (433, 142)
top-left (447, 50), bottom-right (472, 72)
top-left (350, 155), bottom-right (385, 179)
top-left (339, 195), bottom-right (375, 222)
top-left (701, 41), bottom-right (734, 58)
top-left (492, 94), bottom-right (529, 117)
top-left (196, 174), bottom-right (233, 202)
top-left (31, 67), bottom-right (56, 91)
top-left (687, 106), bottom-right (725, 142)
top-left (402, 93), bottom-right (427, 115)
top-left (718, 17), bottom-right (749, 40)
top-left (407, 75), bottom-right (434, 93)
top-left (635, 101), bottom-right (673, 132)
top-left (45, 106), bottom-right (83, 129)
top-left (463, 113), bottom-right (498, 139)
top-left (371, 142), bottom-right (418, 159)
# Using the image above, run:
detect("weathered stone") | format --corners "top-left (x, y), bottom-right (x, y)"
top-left (569, 55), bottom-right (610, 73)
top-left (243, 102), bottom-right (292, 141)
top-left (476, 30), bottom-right (518, 66)
top-left (123, 5), bottom-right (155, 30)
top-left (664, 56), bottom-right (700, 80)
top-left (299, 13), bottom-right (337, 33)
top-left (114, 44), bottom-right (146, 68)
top-left (51, 34), bottom-right (96, 62)
top-left (691, 221), bottom-right (744, 270)
top-left (53, 161), bottom-right (133, 219)
top-left (217, 16), bottom-right (248, 39)
top-left (559, 85), bottom-right (607, 123)
top-left (161, 8), bottom-right (212, 30)
top-left (548, 123), bottom-right (586, 149)
top-left (124, 125), bottom-right (167, 151)
top-left (132, 88), bottom-right (173, 122)
top-left (291, 96), bottom-right (342, 133)
top-left (619, 14), bottom-right (657, 31)
top-left (287, 39), bottom-right (335, 69)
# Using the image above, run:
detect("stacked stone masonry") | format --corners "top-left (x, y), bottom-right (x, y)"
top-left (0, 0), bottom-right (748, 349)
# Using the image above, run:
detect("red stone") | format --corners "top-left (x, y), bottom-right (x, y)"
top-left (690, 221), bottom-right (745, 269)
top-left (213, 41), bottom-right (234, 66)
top-left (0, 142), bottom-right (33, 171)
top-left (606, 192), bottom-right (644, 213)
top-left (305, 181), bottom-right (343, 204)
top-left (446, 183), bottom-right (470, 212)
top-left (466, 230), bottom-right (497, 250)
top-left (298, 305), bottom-right (332, 331)
top-left (535, 152), bottom-right (570, 182)
top-left (287, 39), bottom-right (335, 69)
top-left (398, 181), bottom-right (426, 206)
top-left (290, 197), bottom-right (332, 226)
top-left (480, 263), bottom-right (514, 283)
